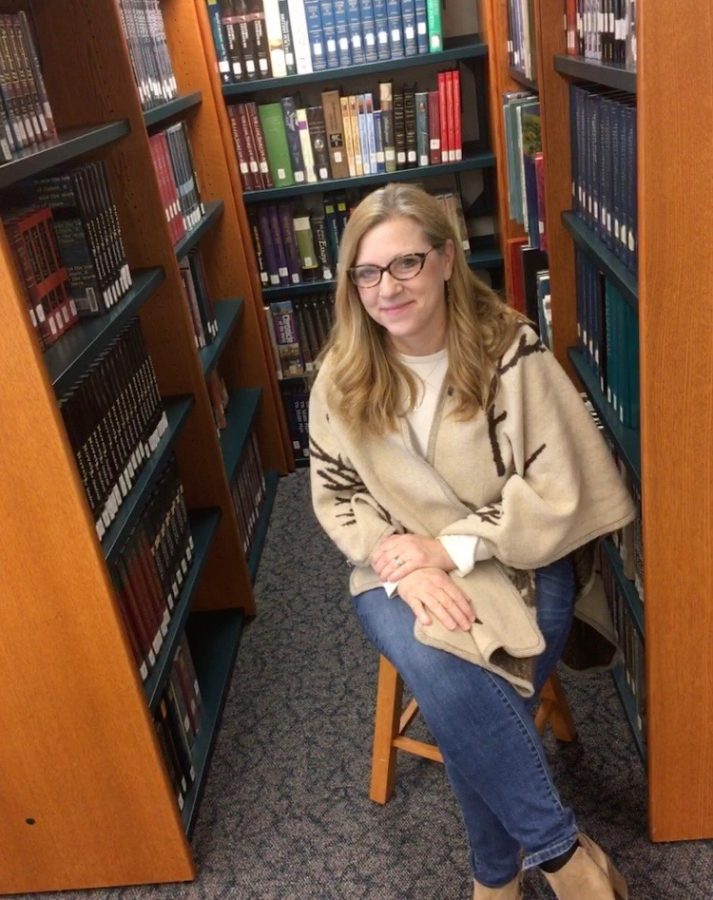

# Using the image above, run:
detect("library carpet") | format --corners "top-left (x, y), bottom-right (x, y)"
top-left (24, 469), bottom-right (713, 900)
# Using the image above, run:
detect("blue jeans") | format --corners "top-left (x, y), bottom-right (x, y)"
top-left (352, 555), bottom-right (578, 888)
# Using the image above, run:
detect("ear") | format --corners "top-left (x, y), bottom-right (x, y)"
top-left (441, 238), bottom-right (455, 281)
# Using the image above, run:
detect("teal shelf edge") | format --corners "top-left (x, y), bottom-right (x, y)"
top-left (248, 470), bottom-right (278, 583)
top-left (223, 34), bottom-right (487, 96)
top-left (145, 508), bottom-right (222, 712)
top-left (509, 66), bottom-right (538, 93)
top-left (200, 299), bottom-right (244, 377)
top-left (47, 268), bottom-right (165, 396)
top-left (175, 200), bottom-right (224, 260)
top-left (567, 347), bottom-right (641, 489)
top-left (611, 664), bottom-right (647, 764)
top-left (467, 246), bottom-right (504, 269)
top-left (182, 608), bottom-right (246, 836)
top-left (220, 388), bottom-right (262, 483)
top-left (242, 146), bottom-right (496, 204)
top-left (0, 120), bottom-right (130, 189)
top-left (554, 54), bottom-right (636, 93)
top-left (103, 395), bottom-right (194, 563)
top-left (561, 211), bottom-right (638, 309)
top-left (143, 91), bottom-right (202, 130)
top-left (601, 536), bottom-right (644, 638)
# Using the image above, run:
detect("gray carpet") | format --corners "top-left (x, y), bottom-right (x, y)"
top-left (23, 470), bottom-right (713, 899)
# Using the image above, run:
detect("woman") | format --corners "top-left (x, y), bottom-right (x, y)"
top-left (309, 184), bottom-right (633, 899)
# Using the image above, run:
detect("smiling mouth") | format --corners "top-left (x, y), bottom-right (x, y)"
top-left (381, 302), bottom-right (413, 314)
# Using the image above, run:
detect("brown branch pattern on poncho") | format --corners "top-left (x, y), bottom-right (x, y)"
top-left (310, 435), bottom-right (394, 527)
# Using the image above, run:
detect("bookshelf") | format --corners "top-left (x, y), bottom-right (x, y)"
top-left (197, 2), bottom-right (510, 460)
top-left (485, 0), bottom-right (713, 842)
top-left (0, 0), bottom-right (291, 892)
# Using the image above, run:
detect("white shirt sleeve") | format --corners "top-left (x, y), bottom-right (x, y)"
top-left (438, 535), bottom-right (494, 577)
top-left (383, 580), bottom-right (399, 597)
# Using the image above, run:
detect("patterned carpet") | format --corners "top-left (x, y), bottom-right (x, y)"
top-left (22, 470), bottom-right (713, 899)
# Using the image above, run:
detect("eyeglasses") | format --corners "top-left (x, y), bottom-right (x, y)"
top-left (347, 248), bottom-right (436, 289)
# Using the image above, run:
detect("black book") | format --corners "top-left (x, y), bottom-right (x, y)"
top-left (306, 105), bottom-right (332, 181)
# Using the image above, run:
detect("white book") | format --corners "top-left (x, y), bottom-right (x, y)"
top-left (296, 108), bottom-right (318, 183)
top-left (262, 0), bottom-right (287, 77)
top-left (286, 0), bottom-right (314, 74)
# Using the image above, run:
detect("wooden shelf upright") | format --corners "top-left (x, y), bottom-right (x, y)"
top-left (483, 0), bottom-right (713, 842)
top-left (0, 0), bottom-right (289, 893)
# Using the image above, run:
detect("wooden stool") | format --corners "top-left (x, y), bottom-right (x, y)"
top-left (370, 655), bottom-right (577, 803)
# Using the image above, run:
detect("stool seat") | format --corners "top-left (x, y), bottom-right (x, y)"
top-left (370, 655), bottom-right (577, 804)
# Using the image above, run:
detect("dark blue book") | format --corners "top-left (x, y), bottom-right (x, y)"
top-left (277, 202), bottom-right (303, 284)
top-left (304, 0), bottom-right (328, 70)
top-left (372, 0), bottom-right (390, 60)
top-left (267, 203), bottom-right (291, 286)
top-left (319, 0), bottom-right (340, 68)
top-left (333, 0), bottom-right (352, 66)
top-left (401, 0), bottom-right (418, 56)
top-left (360, 0), bottom-right (378, 63)
top-left (385, 0), bottom-right (404, 58)
top-left (347, 0), bottom-right (366, 64)
top-left (414, 0), bottom-right (428, 53)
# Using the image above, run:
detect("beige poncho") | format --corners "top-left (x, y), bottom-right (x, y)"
top-left (309, 327), bottom-right (635, 696)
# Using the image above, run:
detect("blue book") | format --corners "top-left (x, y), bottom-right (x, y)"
top-left (357, 94), bottom-right (370, 174)
top-left (304, 0), bottom-right (327, 70)
top-left (372, 0), bottom-right (390, 60)
top-left (333, 0), bottom-right (352, 66)
top-left (347, 0), bottom-right (366, 64)
top-left (360, 0), bottom-right (378, 62)
top-left (401, 0), bottom-right (418, 56)
top-left (385, 0), bottom-right (404, 58)
top-left (364, 92), bottom-right (378, 173)
top-left (319, 0), bottom-right (340, 68)
top-left (413, 0), bottom-right (428, 53)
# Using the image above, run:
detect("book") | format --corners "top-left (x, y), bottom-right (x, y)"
top-left (319, 0), bottom-right (340, 68)
top-left (346, 0), bottom-right (365, 64)
top-left (287, 0), bottom-right (314, 73)
top-left (258, 102), bottom-right (295, 186)
top-left (293, 210), bottom-right (320, 279)
top-left (372, 0), bottom-right (390, 60)
top-left (385, 0), bottom-right (404, 58)
top-left (425, 0), bottom-right (442, 51)
top-left (280, 95), bottom-right (307, 184)
top-left (322, 89), bottom-right (350, 179)
top-left (401, 0), bottom-right (418, 56)
top-left (361, 0), bottom-right (378, 62)
top-left (304, 0), bottom-right (327, 71)
top-left (333, 0), bottom-right (352, 66)
top-left (415, 90), bottom-right (429, 167)
top-left (277, 0), bottom-right (297, 74)
top-left (262, 0), bottom-right (287, 76)
top-left (306, 104), bottom-right (332, 180)
top-left (296, 106), bottom-right (317, 183)
top-left (379, 81), bottom-right (397, 173)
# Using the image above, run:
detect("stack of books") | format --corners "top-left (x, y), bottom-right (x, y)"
top-left (148, 121), bottom-right (206, 244)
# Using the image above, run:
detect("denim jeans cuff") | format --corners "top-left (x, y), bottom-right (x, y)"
top-left (522, 830), bottom-right (580, 870)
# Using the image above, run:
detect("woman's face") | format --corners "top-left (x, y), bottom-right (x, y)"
top-left (353, 216), bottom-right (454, 356)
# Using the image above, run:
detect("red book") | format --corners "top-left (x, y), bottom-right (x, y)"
top-left (427, 90), bottom-right (440, 164)
top-left (246, 101), bottom-right (273, 189)
top-left (437, 72), bottom-right (449, 163)
top-left (565, 0), bottom-right (577, 55)
top-left (452, 69), bottom-right (462, 161)
top-left (506, 236), bottom-right (529, 314)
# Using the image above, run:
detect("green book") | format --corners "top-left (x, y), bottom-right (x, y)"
top-left (425, 0), bottom-right (442, 52)
top-left (257, 102), bottom-right (295, 187)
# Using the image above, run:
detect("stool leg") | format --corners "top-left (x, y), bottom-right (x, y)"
top-left (538, 672), bottom-right (577, 742)
top-left (369, 656), bottom-right (403, 804)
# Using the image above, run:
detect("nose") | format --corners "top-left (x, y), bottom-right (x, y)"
top-left (379, 270), bottom-right (402, 298)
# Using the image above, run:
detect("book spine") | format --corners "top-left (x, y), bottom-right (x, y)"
top-left (364, 92), bottom-right (378, 173)
top-left (452, 68), bottom-right (462, 160)
top-left (401, 0), bottom-right (418, 56)
top-left (346, 0), bottom-right (365, 64)
top-left (339, 95), bottom-right (356, 177)
top-left (322, 89), bottom-right (350, 179)
top-left (425, 0), bottom-right (442, 51)
top-left (246, 100), bottom-right (273, 188)
top-left (286, 0), bottom-right (314, 73)
top-left (206, 0), bottom-right (233, 83)
top-left (319, 0), bottom-right (340, 68)
top-left (332, 0), bottom-right (352, 66)
top-left (296, 106), bottom-right (317, 183)
top-left (304, 0), bottom-right (327, 71)
top-left (249, 0), bottom-right (272, 78)
top-left (277, 0), bottom-right (297, 74)
top-left (256, 205), bottom-right (280, 285)
top-left (280, 95), bottom-right (307, 184)
top-left (258, 101), bottom-right (295, 186)
top-left (262, 0), bottom-right (287, 77)
top-left (427, 89), bottom-right (440, 164)
top-left (356, 94), bottom-right (370, 175)
top-left (414, 0), bottom-right (428, 53)
top-left (347, 94), bottom-right (363, 175)
top-left (311, 211), bottom-right (334, 279)
top-left (385, 0), bottom-right (404, 58)
top-left (277, 201), bottom-right (303, 283)
top-left (266, 203), bottom-right (290, 285)
top-left (292, 212), bottom-right (320, 278)
top-left (372, 0), bottom-right (390, 60)
top-left (415, 90), bottom-right (429, 167)
top-left (360, 0), bottom-right (378, 62)
top-left (373, 109), bottom-right (385, 173)
top-left (307, 104), bottom-right (332, 180)
top-left (403, 82), bottom-right (417, 167)
top-left (379, 81), bottom-right (396, 173)
top-left (217, 0), bottom-right (245, 81)
top-left (392, 86), bottom-right (406, 169)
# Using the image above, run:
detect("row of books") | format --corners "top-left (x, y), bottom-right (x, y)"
top-left (4, 160), bottom-right (134, 351)
top-left (282, 383), bottom-right (310, 461)
top-left (506, 0), bottom-right (538, 83)
top-left (207, 369), bottom-right (230, 435)
top-left (110, 456), bottom-right (194, 682)
top-left (117, 0), bottom-right (178, 111)
top-left (154, 636), bottom-right (204, 812)
top-left (503, 92), bottom-right (546, 251)
top-left (207, 0), bottom-right (444, 84)
top-left (230, 427), bottom-right (267, 557)
top-left (570, 84), bottom-right (637, 274)
top-left (600, 540), bottom-right (646, 745)
top-left (565, 0), bottom-right (637, 68)
top-left (507, 235), bottom-right (547, 325)
top-left (58, 318), bottom-right (169, 540)
top-left (148, 121), bottom-right (206, 245)
top-left (576, 248), bottom-right (640, 429)
top-left (264, 294), bottom-right (335, 378)
top-left (0, 11), bottom-right (56, 163)
top-left (179, 249), bottom-right (219, 349)
top-left (229, 72), bottom-right (463, 191)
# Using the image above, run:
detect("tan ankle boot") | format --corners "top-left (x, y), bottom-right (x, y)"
top-left (472, 873), bottom-right (522, 899)
top-left (541, 834), bottom-right (628, 900)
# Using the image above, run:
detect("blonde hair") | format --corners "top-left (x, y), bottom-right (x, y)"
top-left (322, 183), bottom-right (526, 434)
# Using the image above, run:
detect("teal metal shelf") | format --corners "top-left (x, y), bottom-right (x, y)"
top-left (47, 268), bottom-right (165, 396)
top-left (602, 536), bottom-right (644, 637)
top-left (200, 299), bottom-right (244, 377)
top-left (554, 54), bottom-right (636, 93)
top-left (568, 347), bottom-right (641, 489)
top-left (175, 200), bottom-right (224, 260)
top-left (182, 608), bottom-right (247, 835)
top-left (144, 92), bottom-right (202, 130)
top-left (145, 508), bottom-right (222, 712)
top-left (0, 120), bottom-right (130, 189)
top-left (247, 470), bottom-right (278, 583)
top-left (611, 664), bottom-right (646, 764)
top-left (561, 211), bottom-right (638, 309)
top-left (220, 388), bottom-right (261, 483)
top-left (224, 34), bottom-right (487, 96)
top-left (103, 395), bottom-right (194, 563)
top-left (242, 145), bottom-right (496, 204)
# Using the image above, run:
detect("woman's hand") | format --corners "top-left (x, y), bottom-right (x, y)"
top-left (372, 533), bottom-right (455, 583)
top-left (396, 568), bottom-right (475, 632)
